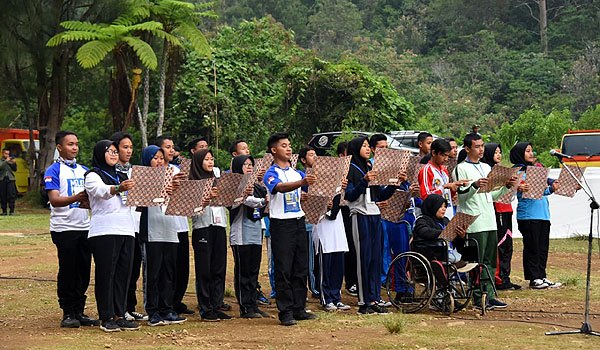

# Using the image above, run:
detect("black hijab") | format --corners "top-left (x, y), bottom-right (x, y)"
top-left (230, 154), bottom-right (266, 221)
top-left (86, 140), bottom-right (127, 185)
top-left (189, 149), bottom-right (214, 180)
top-left (457, 149), bottom-right (467, 164)
top-left (421, 193), bottom-right (447, 224)
top-left (347, 136), bottom-right (370, 184)
top-left (509, 142), bottom-right (532, 171)
top-left (481, 143), bottom-right (500, 168)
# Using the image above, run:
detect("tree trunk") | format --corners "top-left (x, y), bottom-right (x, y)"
top-left (156, 38), bottom-right (168, 137)
top-left (138, 67), bottom-right (150, 148)
top-left (37, 48), bottom-right (70, 183)
top-left (539, 0), bottom-right (548, 55)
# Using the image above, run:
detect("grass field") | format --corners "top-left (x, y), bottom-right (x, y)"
top-left (2, 211), bottom-right (600, 349)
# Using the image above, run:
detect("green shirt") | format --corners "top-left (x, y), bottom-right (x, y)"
top-left (0, 159), bottom-right (16, 181)
top-left (454, 160), bottom-right (509, 233)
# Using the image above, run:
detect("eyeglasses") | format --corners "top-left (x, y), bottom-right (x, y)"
top-left (242, 163), bottom-right (254, 168)
top-left (106, 149), bottom-right (119, 156)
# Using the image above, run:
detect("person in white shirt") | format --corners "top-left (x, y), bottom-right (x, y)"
top-left (44, 130), bottom-right (97, 328)
top-left (84, 140), bottom-right (139, 332)
top-left (188, 148), bottom-right (231, 322)
top-left (262, 133), bottom-right (317, 326)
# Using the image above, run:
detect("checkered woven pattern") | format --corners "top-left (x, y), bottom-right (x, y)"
top-left (290, 154), bottom-right (299, 169)
top-left (440, 212), bottom-right (479, 241)
top-left (165, 178), bottom-right (214, 216)
top-left (446, 158), bottom-right (458, 180)
top-left (302, 194), bottom-right (331, 224)
top-left (406, 156), bottom-right (424, 184)
top-left (126, 166), bottom-right (169, 207)
top-left (370, 149), bottom-right (412, 186)
top-left (254, 154), bottom-right (274, 185)
top-left (522, 166), bottom-right (550, 200)
top-left (210, 172), bottom-right (244, 207)
top-left (378, 190), bottom-right (411, 223)
top-left (159, 167), bottom-right (174, 206)
top-left (477, 165), bottom-right (518, 193)
top-left (179, 158), bottom-right (191, 178)
top-left (233, 173), bottom-right (254, 206)
top-left (555, 165), bottom-right (586, 198)
top-left (495, 186), bottom-right (517, 204)
top-left (308, 156), bottom-right (351, 197)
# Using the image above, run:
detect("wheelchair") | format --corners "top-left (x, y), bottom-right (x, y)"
top-left (385, 226), bottom-right (497, 316)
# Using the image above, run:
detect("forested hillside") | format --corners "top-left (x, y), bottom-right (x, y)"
top-left (1, 0), bottom-right (599, 175)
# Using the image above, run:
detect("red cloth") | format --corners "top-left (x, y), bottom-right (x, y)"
top-left (494, 202), bottom-right (513, 213)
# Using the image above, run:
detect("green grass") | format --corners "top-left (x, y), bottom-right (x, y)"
top-left (0, 212), bottom-right (49, 233)
top-left (513, 237), bottom-right (597, 254)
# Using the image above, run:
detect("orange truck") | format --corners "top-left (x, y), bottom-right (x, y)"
top-left (558, 129), bottom-right (600, 167)
top-left (0, 128), bottom-right (39, 194)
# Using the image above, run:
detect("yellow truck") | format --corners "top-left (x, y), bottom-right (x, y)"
top-left (0, 128), bottom-right (39, 194)
top-left (558, 129), bottom-right (600, 167)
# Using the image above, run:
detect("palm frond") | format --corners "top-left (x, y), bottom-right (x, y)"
top-left (76, 39), bottom-right (116, 68)
top-left (128, 21), bottom-right (164, 32)
top-left (151, 29), bottom-right (181, 47)
top-left (176, 22), bottom-right (211, 57)
top-left (122, 36), bottom-right (158, 70)
top-left (61, 21), bottom-right (105, 33)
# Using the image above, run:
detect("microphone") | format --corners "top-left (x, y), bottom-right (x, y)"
top-left (549, 149), bottom-right (573, 159)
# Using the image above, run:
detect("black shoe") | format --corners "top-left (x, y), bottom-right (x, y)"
top-left (201, 311), bottom-right (219, 322)
top-left (394, 292), bottom-right (413, 303)
top-left (100, 319), bottom-right (120, 332)
top-left (357, 305), bottom-right (375, 315)
top-left (254, 308), bottom-right (270, 318)
top-left (0, 212), bottom-right (6, 216)
top-left (178, 308), bottom-right (195, 315)
top-left (75, 313), bottom-right (100, 327)
top-left (115, 318), bottom-right (141, 330)
top-left (61, 315), bottom-right (81, 328)
top-left (294, 311), bottom-right (317, 321)
top-left (241, 312), bottom-right (262, 319)
top-left (9, 212), bottom-right (14, 216)
top-left (311, 292), bottom-right (320, 299)
top-left (219, 303), bottom-right (232, 312)
top-left (215, 310), bottom-right (231, 320)
top-left (280, 316), bottom-right (297, 326)
top-left (370, 304), bottom-right (389, 314)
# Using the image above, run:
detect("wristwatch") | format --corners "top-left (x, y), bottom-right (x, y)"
top-left (115, 184), bottom-right (120, 193)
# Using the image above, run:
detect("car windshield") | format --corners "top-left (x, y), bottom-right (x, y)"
top-left (562, 134), bottom-right (600, 156)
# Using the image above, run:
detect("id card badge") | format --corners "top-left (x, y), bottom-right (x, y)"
top-left (67, 178), bottom-right (85, 208)
top-left (284, 190), bottom-right (301, 213)
top-left (443, 190), bottom-right (451, 204)
top-left (253, 208), bottom-right (261, 219)
top-left (485, 193), bottom-right (493, 203)
top-left (121, 190), bottom-right (128, 205)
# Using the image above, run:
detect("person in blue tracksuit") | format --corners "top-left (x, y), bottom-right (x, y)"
top-left (344, 136), bottom-right (398, 315)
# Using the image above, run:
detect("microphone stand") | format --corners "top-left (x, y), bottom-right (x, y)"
top-left (546, 157), bottom-right (599, 337)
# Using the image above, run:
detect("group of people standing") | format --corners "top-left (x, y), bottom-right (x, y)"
top-left (44, 128), bottom-right (566, 331)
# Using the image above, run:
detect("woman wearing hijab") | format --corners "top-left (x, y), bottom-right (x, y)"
top-left (84, 140), bottom-right (138, 332)
top-left (510, 142), bottom-right (561, 290)
top-left (344, 136), bottom-right (399, 315)
top-left (229, 155), bottom-right (269, 318)
top-left (189, 149), bottom-right (230, 321)
top-left (481, 144), bottom-right (521, 291)
top-left (138, 146), bottom-right (186, 326)
top-left (413, 194), bottom-right (466, 289)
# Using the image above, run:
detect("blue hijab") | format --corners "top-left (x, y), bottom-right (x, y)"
top-left (141, 145), bottom-right (163, 166)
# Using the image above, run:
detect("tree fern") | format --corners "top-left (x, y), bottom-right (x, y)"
top-left (61, 21), bottom-right (105, 33)
top-left (76, 40), bottom-right (116, 68)
top-left (122, 36), bottom-right (158, 70)
top-left (176, 22), bottom-right (211, 57)
top-left (47, 31), bottom-right (106, 47)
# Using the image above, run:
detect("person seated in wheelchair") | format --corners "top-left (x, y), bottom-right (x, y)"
top-left (413, 194), bottom-right (468, 288)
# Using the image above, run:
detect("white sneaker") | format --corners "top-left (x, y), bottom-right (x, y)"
top-left (323, 303), bottom-right (337, 311)
top-left (377, 299), bottom-right (392, 307)
top-left (335, 302), bottom-right (351, 311)
top-left (529, 279), bottom-right (549, 289)
top-left (543, 278), bottom-right (562, 288)
top-left (125, 311), bottom-right (148, 321)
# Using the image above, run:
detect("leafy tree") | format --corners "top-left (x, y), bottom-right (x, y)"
top-left (496, 106), bottom-right (572, 167)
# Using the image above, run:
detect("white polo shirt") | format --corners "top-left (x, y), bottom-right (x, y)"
top-left (44, 162), bottom-right (90, 232)
top-left (263, 164), bottom-right (305, 220)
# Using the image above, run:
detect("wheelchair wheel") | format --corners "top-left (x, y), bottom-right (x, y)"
top-left (480, 293), bottom-right (487, 316)
top-left (442, 293), bottom-right (454, 316)
top-left (385, 251), bottom-right (435, 314)
top-left (447, 266), bottom-right (472, 312)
